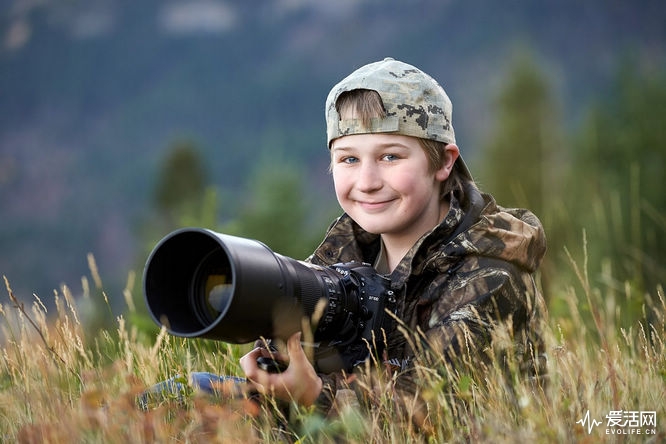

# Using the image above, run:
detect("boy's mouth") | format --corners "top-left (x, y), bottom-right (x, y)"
top-left (357, 199), bottom-right (395, 212)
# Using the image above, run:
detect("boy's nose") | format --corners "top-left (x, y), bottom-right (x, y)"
top-left (356, 163), bottom-right (382, 192)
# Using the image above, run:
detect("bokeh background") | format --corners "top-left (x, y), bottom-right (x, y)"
top-left (1, 0), bottom-right (664, 327)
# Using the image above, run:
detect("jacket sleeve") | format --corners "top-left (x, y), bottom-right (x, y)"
top-left (421, 256), bottom-right (547, 377)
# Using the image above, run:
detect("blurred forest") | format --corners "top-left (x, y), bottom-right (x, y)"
top-left (0, 0), bottom-right (664, 329)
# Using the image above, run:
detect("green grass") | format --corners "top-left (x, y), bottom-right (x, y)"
top-left (1, 248), bottom-right (664, 443)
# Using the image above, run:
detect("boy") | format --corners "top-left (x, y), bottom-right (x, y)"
top-left (239, 57), bottom-right (548, 420)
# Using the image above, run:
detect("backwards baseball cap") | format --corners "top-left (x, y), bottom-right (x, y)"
top-left (325, 57), bottom-right (472, 180)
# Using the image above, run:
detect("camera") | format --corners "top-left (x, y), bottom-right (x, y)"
top-left (143, 228), bottom-right (396, 373)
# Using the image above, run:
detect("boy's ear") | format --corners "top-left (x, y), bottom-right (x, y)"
top-left (435, 144), bottom-right (460, 181)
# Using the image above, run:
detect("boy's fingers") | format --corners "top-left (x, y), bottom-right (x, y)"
top-left (286, 332), bottom-right (303, 359)
top-left (240, 347), bottom-right (265, 377)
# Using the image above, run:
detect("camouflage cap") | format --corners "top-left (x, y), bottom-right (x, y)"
top-left (326, 57), bottom-right (472, 180)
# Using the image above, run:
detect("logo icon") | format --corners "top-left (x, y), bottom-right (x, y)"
top-left (576, 410), bottom-right (602, 434)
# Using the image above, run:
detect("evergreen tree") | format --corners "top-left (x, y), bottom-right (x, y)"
top-left (477, 50), bottom-right (562, 219)
top-left (153, 139), bottom-right (209, 226)
top-left (574, 63), bottom-right (666, 295)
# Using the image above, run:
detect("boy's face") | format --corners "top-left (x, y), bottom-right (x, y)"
top-left (330, 133), bottom-right (452, 244)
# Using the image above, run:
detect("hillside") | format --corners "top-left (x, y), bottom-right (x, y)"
top-left (1, 0), bottom-right (665, 301)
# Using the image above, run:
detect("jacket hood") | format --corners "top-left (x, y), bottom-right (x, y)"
top-left (437, 193), bottom-right (547, 274)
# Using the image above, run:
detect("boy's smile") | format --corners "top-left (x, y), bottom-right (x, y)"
top-left (358, 199), bottom-right (395, 212)
top-left (331, 133), bottom-right (453, 253)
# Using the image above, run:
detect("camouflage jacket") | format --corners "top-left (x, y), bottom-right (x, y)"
top-left (307, 185), bottom-right (548, 416)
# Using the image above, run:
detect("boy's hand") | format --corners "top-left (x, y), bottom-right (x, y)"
top-left (240, 332), bottom-right (323, 407)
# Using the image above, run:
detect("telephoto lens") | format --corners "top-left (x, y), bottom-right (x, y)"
top-left (143, 228), bottom-right (395, 372)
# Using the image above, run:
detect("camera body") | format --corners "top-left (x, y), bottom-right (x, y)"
top-left (143, 228), bottom-right (397, 373)
top-left (304, 261), bottom-right (397, 372)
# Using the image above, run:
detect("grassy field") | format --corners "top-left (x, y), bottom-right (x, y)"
top-left (1, 249), bottom-right (664, 443)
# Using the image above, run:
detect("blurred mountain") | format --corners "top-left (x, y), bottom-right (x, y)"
top-left (1, 0), bottom-right (664, 301)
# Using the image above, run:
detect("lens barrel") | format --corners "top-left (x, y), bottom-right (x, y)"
top-left (144, 228), bottom-right (347, 344)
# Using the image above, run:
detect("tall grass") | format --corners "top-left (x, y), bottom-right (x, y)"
top-left (1, 246), bottom-right (664, 443)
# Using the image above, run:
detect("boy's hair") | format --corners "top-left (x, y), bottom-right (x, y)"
top-left (334, 88), bottom-right (467, 198)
